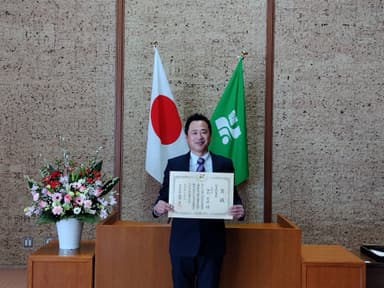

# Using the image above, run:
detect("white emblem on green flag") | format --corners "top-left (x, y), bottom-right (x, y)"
top-left (209, 58), bottom-right (249, 185)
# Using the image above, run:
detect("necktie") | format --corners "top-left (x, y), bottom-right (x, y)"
top-left (196, 157), bottom-right (205, 172)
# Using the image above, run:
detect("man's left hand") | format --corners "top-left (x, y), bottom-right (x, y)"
top-left (229, 204), bottom-right (245, 219)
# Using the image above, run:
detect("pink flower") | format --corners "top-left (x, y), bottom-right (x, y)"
top-left (75, 196), bottom-right (84, 206)
top-left (52, 205), bottom-right (63, 215)
top-left (72, 182), bottom-right (82, 190)
top-left (33, 193), bottom-right (39, 202)
top-left (51, 193), bottom-right (63, 202)
top-left (39, 201), bottom-right (47, 208)
top-left (94, 187), bottom-right (103, 197)
top-left (83, 200), bottom-right (92, 208)
top-left (64, 194), bottom-right (72, 203)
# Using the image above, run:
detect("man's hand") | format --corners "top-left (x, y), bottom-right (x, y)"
top-left (153, 200), bottom-right (173, 217)
top-left (229, 204), bottom-right (245, 220)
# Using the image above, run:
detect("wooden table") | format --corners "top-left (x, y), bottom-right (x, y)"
top-left (302, 244), bottom-right (365, 288)
top-left (28, 240), bottom-right (95, 288)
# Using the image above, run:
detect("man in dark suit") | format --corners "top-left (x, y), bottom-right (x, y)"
top-left (153, 113), bottom-right (245, 288)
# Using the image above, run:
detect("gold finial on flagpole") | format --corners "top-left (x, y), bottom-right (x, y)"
top-left (240, 50), bottom-right (248, 59)
top-left (151, 41), bottom-right (158, 48)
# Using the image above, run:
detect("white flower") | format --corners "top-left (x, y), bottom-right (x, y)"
top-left (100, 209), bottom-right (108, 219)
top-left (86, 208), bottom-right (96, 215)
top-left (73, 207), bottom-right (82, 215)
top-left (60, 175), bottom-right (68, 184)
top-left (109, 195), bottom-right (117, 206)
top-left (98, 198), bottom-right (108, 206)
top-left (24, 207), bottom-right (34, 217)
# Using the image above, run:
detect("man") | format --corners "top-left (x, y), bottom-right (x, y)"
top-left (153, 113), bottom-right (245, 288)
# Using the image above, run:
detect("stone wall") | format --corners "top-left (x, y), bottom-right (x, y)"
top-left (121, 0), bottom-right (265, 224)
top-left (273, 0), bottom-right (384, 248)
top-left (0, 0), bottom-right (116, 265)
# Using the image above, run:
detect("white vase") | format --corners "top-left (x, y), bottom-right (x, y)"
top-left (56, 218), bottom-right (83, 250)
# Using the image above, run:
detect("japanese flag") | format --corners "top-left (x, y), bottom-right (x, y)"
top-left (145, 48), bottom-right (188, 183)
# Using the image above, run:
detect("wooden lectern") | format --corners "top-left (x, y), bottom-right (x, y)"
top-left (95, 214), bottom-right (301, 288)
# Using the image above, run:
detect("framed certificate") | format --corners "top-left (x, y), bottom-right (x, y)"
top-left (168, 171), bottom-right (234, 219)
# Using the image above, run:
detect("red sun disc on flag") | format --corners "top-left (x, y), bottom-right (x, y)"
top-left (151, 95), bottom-right (183, 145)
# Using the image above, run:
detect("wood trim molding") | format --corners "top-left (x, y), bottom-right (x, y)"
top-left (264, 0), bottom-right (275, 223)
top-left (114, 0), bottom-right (124, 219)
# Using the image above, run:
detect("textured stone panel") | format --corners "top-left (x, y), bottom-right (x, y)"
top-left (0, 0), bottom-right (115, 265)
top-left (274, 0), bottom-right (384, 252)
top-left (121, 0), bottom-right (266, 223)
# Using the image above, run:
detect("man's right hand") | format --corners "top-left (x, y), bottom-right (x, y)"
top-left (153, 200), bottom-right (173, 217)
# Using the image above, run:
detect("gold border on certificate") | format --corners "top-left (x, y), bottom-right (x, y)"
top-left (168, 171), bottom-right (234, 219)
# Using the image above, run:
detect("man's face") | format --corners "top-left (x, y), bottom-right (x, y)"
top-left (186, 120), bottom-right (211, 156)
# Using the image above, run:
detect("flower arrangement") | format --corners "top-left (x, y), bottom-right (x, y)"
top-left (24, 141), bottom-right (119, 224)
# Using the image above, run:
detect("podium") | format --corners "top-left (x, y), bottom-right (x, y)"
top-left (95, 214), bottom-right (301, 288)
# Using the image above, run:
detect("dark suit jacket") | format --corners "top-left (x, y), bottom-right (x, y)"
top-left (153, 152), bottom-right (243, 257)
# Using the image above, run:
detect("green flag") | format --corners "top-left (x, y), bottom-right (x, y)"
top-left (209, 58), bottom-right (248, 185)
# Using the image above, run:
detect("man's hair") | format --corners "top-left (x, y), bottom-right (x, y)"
top-left (184, 113), bottom-right (212, 135)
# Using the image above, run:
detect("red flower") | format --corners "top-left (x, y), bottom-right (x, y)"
top-left (50, 171), bottom-right (61, 179)
top-left (93, 171), bottom-right (101, 179)
top-left (42, 176), bottom-right (50, 184)
top-left (50, 180), bottom-right (61, 189)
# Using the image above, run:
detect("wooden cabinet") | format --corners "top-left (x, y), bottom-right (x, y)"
top-left (302, 245), bottom-right (365, 288)
top-left (28, 240), bottom-right (95, 288)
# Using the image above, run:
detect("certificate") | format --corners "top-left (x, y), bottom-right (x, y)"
top-left (168, 171), bottom-right (234, 219)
